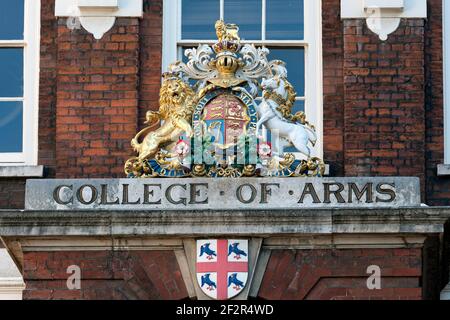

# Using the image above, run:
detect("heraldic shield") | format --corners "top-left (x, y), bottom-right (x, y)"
top-left (196, 239), bottom-right (249, 300)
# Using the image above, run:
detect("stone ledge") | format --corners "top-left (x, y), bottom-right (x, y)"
top-left (0, 249), bottom-right (22, 279)
top-left (0, 166), bottom-right (44, 178)
top-left (0, 249), bottom-right (24, 300)
top-left (438, 164), bottom-right (450, 176)
top-left (0, 207), bottom-right (448, 237)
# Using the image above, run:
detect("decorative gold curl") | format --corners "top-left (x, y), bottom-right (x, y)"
top-left (124, 157), bottom-right (154, 178)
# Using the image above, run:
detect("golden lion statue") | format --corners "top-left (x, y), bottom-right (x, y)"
top-left (130, 75), bottom-right (196, 161)
top-left (215, 20), bottom-right (240, 42)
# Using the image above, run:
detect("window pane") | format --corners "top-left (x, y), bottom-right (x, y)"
top-left (266, 0), bottom-right (304, 40)
top-left (182, 0), bottom-right (220, 40)
top-left (0, 102), bottom-right (23, 153)
top-left (0, 48), bottom-right (24, 97)
top-left (293, 99), bottom-right (305, 114)
top-left (0, 0), bottom-right (24, 40)
top-left (268, 47), bottom-right (304, 96)
top-left (225, 0), bottom-right (262, 40)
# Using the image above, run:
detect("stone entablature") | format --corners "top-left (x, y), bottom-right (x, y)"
top-left (0, 207), bottom-right (447, 237)
top-left (25, 177), bottom-right (421, 211)
top-left (0, 206), bottom-right (448, 300)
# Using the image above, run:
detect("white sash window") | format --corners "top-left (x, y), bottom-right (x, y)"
top-left (163, 0), bottom-right (323, 158)
top-left (0, 0), bottom-right (40, 166)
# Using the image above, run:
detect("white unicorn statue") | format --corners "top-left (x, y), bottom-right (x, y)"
top-left (256, 62), bottom-right (317, 158)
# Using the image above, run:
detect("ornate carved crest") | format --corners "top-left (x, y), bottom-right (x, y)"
top-left (125, 20), bottom-right (325, 178)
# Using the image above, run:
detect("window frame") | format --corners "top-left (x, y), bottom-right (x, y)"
top-left (0, 0), bottom-right (40, 166)
top-left (162, 0), bottom-right (323, 158)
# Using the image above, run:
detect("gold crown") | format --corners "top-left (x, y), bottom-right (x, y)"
top-left (162, 71), bottom-right (180, 81)
top-left (213, 41), bottom-right (241, 54)
top-left (213, 20), bottom-right (241, 54)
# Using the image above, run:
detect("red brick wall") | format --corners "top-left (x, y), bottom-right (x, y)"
top-left (424, 0), bottom-right (450, 206)
top-left (322, 0), bottom-right (345, 176)
top-left (39, 0), bottom-right (58, 178)
top-left (22, 248), bottom-right (426, 300)
top-left (55, 18), bottom-right (140, 178)
top-left (23, 250), bottom-right (189, 300)
top-left (139, 0), bottom-right (163, 128)
top-left (343, 19), bottom-right (426, 191)
top-left (0, 178), bottom-right (26, 209)
top-left (258, 249), bottom-right (423, 300)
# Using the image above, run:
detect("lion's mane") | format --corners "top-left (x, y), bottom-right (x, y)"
top-left (158, 78), bottom-right (196, 121)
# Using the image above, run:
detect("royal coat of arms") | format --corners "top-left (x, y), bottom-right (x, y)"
top-left (196, 239), bottom-right (248, 300)
top-left (125, 20), bottom-right (324, 178)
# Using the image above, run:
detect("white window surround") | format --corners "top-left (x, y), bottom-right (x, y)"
top-left (0, 0), bottom-right (41, 167)
top-left (439, 0), bottom-right (450, 176)
top-left (162, 0), bottom-right (324, 159)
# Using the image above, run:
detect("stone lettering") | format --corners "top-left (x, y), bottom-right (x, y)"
top-left (376, 183), bottom-right (396, 203)
top-left (76, 185), bottom-right (98, 205)
top-left (100, 184), bottom-right (120, 205)
top-left (189, 183), bottom-right (209, 204)
top-left (299, 183), bottom-right (321, 204)
top-left (166, 184), bottom-right (187, 206)
top-left (53, 185), bottom-right (73, 205)
top-left (260, 183), bottom-right (280, 204)
top-left (122, 184), bottom-right (140, 204)
top-left (26, 178), bottom-right (420, 210)
top-left (143, 184), bottom-right (162, 205)
top-left (323, 183), bottom-right (346, 203)
top-left (236, 184), bottom-right (257, 204)
top-left (348, 183), bottom-right (373, 203)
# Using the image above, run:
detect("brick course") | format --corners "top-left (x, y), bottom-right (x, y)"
top-left (424, 0), bottom-right (450, 206)
top-left (258, 248), bottom-right (423, 300)
top-left (22, 250), bottom-right (189, 300)
top-left (322, 0), bottom-right (345, 176)
top-left (55, 18), bottom-right (140, 178)
top-left (139, 0), bottom-right (163, 128)
top-left (343, 19), bottom-right (426, 196)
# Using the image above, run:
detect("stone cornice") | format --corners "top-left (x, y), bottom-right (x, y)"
top-left (0, 207), bottom-right (448, 237)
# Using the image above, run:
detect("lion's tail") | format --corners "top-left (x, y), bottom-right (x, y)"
top-left (131, 125), bottom-right (155, 152)
top-left (131, 138), bottom-right (140, 152)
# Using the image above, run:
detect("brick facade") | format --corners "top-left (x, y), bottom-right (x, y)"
top-left (343, 19), bottom-right (426, 196)
top-left (0, 0), bottom-right (449, 301)
top-left (425, 0), bottom-right (449, 206)
top-left (55, 18), bottom-right (140, 178)
top-left (22, 248), bottom-right (426, 300)
top-left (259, 249), bottom-right (423, 300)
top-left (0, 0), bottom-right (447, 206)
top-left (23, 250), bottom-right (188, 300)
top-left (322, 0), bottom-right (345, 177)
